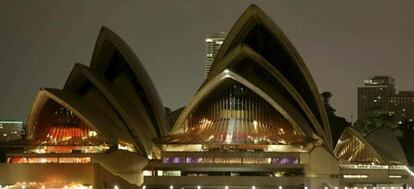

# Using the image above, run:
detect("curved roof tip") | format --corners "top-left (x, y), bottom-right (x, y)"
top-left (63, 63), bottom-right (89, 90)
top-left (248, 3), bottom-right (258, 8)
top-left (89, 25), bottom-right (170, 137)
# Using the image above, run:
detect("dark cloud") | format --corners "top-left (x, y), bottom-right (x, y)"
top-left (1, 0), bottom-right (414, 122)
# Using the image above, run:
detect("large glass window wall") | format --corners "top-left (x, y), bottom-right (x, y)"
top-left (162, 156), bottom-right (299, 165)
top-left (7, 157), bottom-right (91, 163)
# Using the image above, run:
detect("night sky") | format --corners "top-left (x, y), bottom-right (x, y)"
top-left (1, 0), bottom-right (414, 122)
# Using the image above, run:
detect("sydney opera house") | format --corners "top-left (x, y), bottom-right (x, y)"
top-left (2, 5), bottom-right (414, 189)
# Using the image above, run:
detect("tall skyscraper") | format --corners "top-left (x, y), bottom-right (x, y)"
top-left (205, 32), bottom-right (226, 77)
top-left (357, 76), bottom-right (395, 120)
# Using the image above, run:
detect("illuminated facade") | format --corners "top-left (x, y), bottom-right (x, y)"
top-left (391, 91), bottom-right (414, 124)
top-left (335, 128), bottom-right (384, 164)
top-left (2, 4), bottom-right (414, 189)
top-left (357, 76), bottom-right (395, 120)
top-left (0, 26), bottom-right (168, 189)
top-left (145, 5), bottom-right (339, 189)
top-left (358, 76), bottom-right (414, 125)
top-left (0, 120), bottom-right (23, 142)
top-left (335, 127), bottom-right (414, 188)
top-left (205, 32), bottom-right (226, 77)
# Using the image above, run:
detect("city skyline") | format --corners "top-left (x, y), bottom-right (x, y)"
top-left (1, 1), bottom-right (414, 122)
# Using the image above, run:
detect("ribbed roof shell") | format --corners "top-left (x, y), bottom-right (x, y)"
top-left (205, 5), bottom-right (331, 150)
top-left (27, 27), bottom-right (169, 157)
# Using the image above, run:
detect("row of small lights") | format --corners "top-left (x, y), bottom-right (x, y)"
top-left (2, 185), bottom-right (412, 189)
top-left (345, 187), bottom-right (413, 189)
top-left (149, 186), bottom-right (294, 189)
top-left (0, 184), bottom-right (94, 189)
top-left (141, 186), bottom-right (414, 189)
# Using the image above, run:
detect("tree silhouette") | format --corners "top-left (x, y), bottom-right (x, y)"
top-left (321, 91), bottom-right (351, 146)
top-left (353, 107), bottom-right (395, 136)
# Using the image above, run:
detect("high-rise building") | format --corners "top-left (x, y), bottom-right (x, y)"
top-left (357, 76), bottom-right (414, 124)
top-left (391, 91), bottom-right (414, 123)
top-left (205, 32), bottom-right (226, 77)
top-left (0, 120), bottom-right (24, 142)
top-left (357, 76), bottom-right (395, 120)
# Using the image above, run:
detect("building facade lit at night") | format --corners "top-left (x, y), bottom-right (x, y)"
top-left (205, 32), bottom-right (226, 77)
top-left (2, 4), bottom-right (414, 189)
top-left (357, 76), bottom-right (414, 125)
top-left (357, 76), bottom-right (395, 120)
top-left (0, 120), bottom-right (24, 143)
